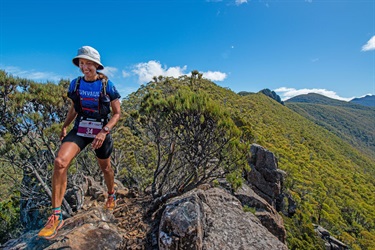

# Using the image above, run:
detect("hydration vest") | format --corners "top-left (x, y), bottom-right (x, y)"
top-left (69, 76), bottom-right (111, 120)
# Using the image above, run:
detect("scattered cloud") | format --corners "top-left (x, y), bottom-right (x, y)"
top-left (305, 0), bottom-right (313, 3)
top-left (101, 66), bottom-right (118, 78)
top-left (274, 87), bottom-right (353, 101)
top-left (361, 35), bottom-right (375, 51)
top-left (122, 70), bottom-right (130, 78)
top-left (3, 66), bottom-right (63, 82)
top-left (132, 60), bottom-right (187, 84)
top-left (202, 71), bottom-right (227, 81)
top-left (235, 0), bottom-right (247, 5)
top-left (311, 58), bottom-right (319, 63)
top-left (130, 60), bottom-right (227, 84)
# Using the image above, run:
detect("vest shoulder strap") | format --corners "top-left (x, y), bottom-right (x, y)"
top-left (101, 78), bottom-right (108, 96)
top-left (74, 76), bottom-right (81, 92)
top-left (74, 76), bottom-right (107, 95)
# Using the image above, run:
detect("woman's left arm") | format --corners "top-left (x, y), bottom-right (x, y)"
top-left (105, 99), bottom-right (121, 131)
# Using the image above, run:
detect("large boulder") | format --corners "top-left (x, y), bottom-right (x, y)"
top-left (235, 183), bottom-right (287, 243)
top-left (158, 187), bottom-right (288, 250)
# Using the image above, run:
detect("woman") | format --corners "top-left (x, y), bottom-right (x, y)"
top-left (38, 46), bottom-right (121, 239)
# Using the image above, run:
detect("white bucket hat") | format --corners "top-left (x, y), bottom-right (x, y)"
top-left (72, 46), bottom-right (104, 70)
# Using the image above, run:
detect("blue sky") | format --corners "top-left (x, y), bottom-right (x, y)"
top-left (1, 0), bottom-right (374, 101)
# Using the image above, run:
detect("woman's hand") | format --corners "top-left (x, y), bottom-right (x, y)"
top-left (92, 131), bottom-right (107, 149)
top-left (60, 127), bottom-right (67, 141)
top-left (60, 101), bottom-right (77, 141)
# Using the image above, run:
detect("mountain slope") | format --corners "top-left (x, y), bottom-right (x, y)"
top-left (122, 78), bottom-right (375, 249)
top-left (197, 86), bottom-right (375, 249)
top-left (285, 93), bottom-right (375, 159)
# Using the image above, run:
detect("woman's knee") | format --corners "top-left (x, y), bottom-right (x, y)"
top-left (54, 156), bottom-right (69, 170)
top-left (100, 164), bottom-right (113, 173)
top-left (98, 158), bottom-right (112, 173)
top-left (54, 142), bottom-right (79, 171)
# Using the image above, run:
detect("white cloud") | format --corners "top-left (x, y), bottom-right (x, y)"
top-left (130, 60), bottom-right (227, 84)
top-left (202, 71), bottom-right (227, 81)
top-left (274, 87), bottom-right (353, 101)
top-left (356, 93), bottom-right (374, 98)
top-left (101, 66), bottom-right (118, 78)
top-left (122, 70), bottom-right (130, 78)
top-left (361, 35), bottom-right (375, 51)
top-left (132, 60), bottom-right (187, 84)
top-left (235, 0), bottom-right (247, 5)
top-left (4, 66), bottom-right (62, 82)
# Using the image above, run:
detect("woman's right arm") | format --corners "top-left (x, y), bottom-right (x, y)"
top-left (60, 101), bottom-right (78, 141)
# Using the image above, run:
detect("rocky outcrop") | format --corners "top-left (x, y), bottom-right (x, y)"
top-left (158, 187), bottom-right (288, 250)
top-left (246, 143), bottom-right (286, 209)
top-left (259, 88), bottom-right (284, 105)
top-left (236, 143), bottom-right (295, 244)
top-left (314, 224), bottom-right (349, 250)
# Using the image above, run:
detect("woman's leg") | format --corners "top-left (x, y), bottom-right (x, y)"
top-left (97, 157), bottom-right (115, 193)
top-left (52, 142), bottom-right (81, 208)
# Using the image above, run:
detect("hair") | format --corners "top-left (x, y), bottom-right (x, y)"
top-left (97, 72), bottom-right (108, 81)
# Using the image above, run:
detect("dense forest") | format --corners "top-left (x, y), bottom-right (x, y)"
top-left (286, 93), bottom-right (375, 160)
top-left (1, 70), bottom-right (374, 249)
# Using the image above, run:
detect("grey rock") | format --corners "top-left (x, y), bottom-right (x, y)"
top-left (246, 144), bottom-right (286, 208)
top-left (235, 184), bottom-right (287, 243)
top-left (158, 188), bottom-right (288, 250)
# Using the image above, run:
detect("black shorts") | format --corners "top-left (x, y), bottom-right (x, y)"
top-left (62, 129), bottom-right (113, 159)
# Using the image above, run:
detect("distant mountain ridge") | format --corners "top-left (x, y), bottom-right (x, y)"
top-left (285, 93), bottom-right (375, 159)
top-left (286, 93), bottom-right (367, 109)
top-left (350, 94), bottom-right (375, 107)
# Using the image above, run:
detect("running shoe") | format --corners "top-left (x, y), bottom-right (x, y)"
top-left (37, 214), bottom-right (64, 239)
top-left (105, 193), bottom-right (116, 210)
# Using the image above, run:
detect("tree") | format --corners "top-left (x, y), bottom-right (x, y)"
top-left (139, 86), bottom-right (247, 202)
top-left (0, 70), bottom-right (75, 233)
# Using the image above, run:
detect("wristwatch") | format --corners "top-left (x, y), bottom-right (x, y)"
top-left (103, 126), bottom-right (110, 134)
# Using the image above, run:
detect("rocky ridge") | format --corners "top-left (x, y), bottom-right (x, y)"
top-left (2, 144), bottom-right (291, 250)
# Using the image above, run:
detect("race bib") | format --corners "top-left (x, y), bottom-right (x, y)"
top-left (77, 119), bottom-right (103, 138)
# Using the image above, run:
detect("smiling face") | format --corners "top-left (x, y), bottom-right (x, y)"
top-left (79, 58), bottom-right (99, 81)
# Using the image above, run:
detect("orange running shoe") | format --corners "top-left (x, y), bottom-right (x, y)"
top-left (37, 214), bottom-right (64, 239)
top-left (105, 193), bottom-right (116, 210)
